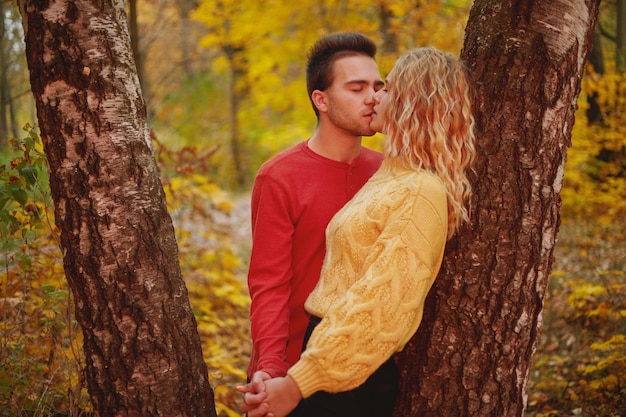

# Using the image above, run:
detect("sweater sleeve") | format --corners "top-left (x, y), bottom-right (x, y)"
top-left (248, 173), bottom-right (294, 378)
top-left (288, 177), bottom-right (448, 397)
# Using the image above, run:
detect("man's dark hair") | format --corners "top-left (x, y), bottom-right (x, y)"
top-left (306, 32), bottom-right (377, 117)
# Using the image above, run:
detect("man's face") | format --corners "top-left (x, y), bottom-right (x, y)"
top-left (321, 55), bottom-right (384, 137)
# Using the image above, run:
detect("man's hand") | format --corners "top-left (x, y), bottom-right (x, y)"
top-left (263, 375), bottom-right (303, 417)
top-left (237, 371), bottom-right (272, 416)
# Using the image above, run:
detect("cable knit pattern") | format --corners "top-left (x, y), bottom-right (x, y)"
top-left (287, 161), bottom-right (448, 398)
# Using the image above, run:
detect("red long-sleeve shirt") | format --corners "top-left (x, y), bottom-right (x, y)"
top-left (247, 140), bottom-right (382, 379)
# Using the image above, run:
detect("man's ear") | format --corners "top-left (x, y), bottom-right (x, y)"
top-left (311, 90), bottom-right (327, 113)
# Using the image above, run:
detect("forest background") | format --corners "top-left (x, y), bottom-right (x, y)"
top-left (0, 0), bottom-right (624, 416)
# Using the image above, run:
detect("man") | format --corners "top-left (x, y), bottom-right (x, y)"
top-left (242, 31), bottom-right (384, 413)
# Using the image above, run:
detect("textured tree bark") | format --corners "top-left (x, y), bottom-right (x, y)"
top-left (394, 1), bottom-right (600, 416)
top-left (18, 1), bottom-right (216, 416)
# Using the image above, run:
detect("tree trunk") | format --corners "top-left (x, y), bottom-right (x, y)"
top-left (18, 1), bottom-right (217, 416)
top-left (178, 0), bottom-right (195, 79)
top-left (378, 3), bottom-right (398, 55)
top-left (1, 2), bottom-right (25, 141)
top-left (618, 0), bottom-right (626, 72)
top-left (394, 1), bottom-right (600, 416)
top-left (0, 1), bottom-right (10, 145)
top-left (586, 26), bottom-right (605, 123)
top-left (225, 41), bottom-right (246, 188)
top-left (128, 0), bottom-right (144, 92)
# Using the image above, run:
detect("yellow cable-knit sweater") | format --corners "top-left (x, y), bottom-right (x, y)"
top-left (287, 160), bottom-right (448, 398)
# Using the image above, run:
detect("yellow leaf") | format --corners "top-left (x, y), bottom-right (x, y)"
top-left (590, 335), bottom-right (626, 351)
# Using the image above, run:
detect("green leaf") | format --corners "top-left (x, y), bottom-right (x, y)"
top-left (10, 186), bottom-right (28, 206)
top-left (20, 167), bottom-right (38, 185)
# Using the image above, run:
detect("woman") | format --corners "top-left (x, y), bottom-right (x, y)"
top-left (240, 46), bottom-right (476, 417)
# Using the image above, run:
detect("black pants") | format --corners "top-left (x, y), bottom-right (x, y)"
top-left (288, 316), bottom-right (399, 417)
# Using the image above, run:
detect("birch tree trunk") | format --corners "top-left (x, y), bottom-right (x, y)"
top-left (394, 1), bottom-right (600, 416)
top-left (18, 1), bottom-right (216, 415)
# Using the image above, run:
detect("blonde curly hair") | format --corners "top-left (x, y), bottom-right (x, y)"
top-left (381, 47), bottom-right (476, 238)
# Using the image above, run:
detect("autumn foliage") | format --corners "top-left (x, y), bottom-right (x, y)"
top-left (2, 93), bottom-right (625, 416)
top-left (1, 1), bottom-right (625, 415)
top-left (1, 128), bottom-right (251, 416)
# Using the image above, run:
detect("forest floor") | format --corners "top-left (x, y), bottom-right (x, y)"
top-left (524, 220), bottom-right (625, 417)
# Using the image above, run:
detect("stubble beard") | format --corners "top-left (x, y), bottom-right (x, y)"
top-left (327, 107), bottom-right (375, 138)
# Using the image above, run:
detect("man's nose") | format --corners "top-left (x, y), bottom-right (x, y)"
top-left (371, 90), bottom-right (381, 103)
top-left (366, 90), bottom-right (378, 104)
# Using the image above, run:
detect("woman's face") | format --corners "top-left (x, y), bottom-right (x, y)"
top-left (370, 70), bottom-right (393, 133)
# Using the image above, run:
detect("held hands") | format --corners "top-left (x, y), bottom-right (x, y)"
top-left (237, 371), bottom-right (303, 417)
top-left (237, 371), bottom-right (272, 416)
